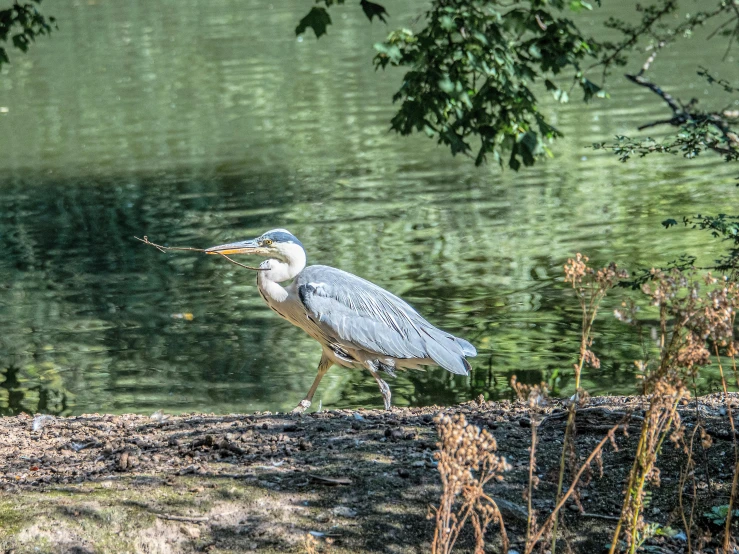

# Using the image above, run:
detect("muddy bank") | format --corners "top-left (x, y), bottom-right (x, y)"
top-left (1, 394), bottom-right (737, 553)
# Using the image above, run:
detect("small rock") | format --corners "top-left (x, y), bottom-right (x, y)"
top-left (332, 506), bottom-right (357, 518)
top-left (32, 415), bottom-right (55, 432)
top-left (181, 525), bottom-right (200, 539)
top-left (118, 451), bottom-right (130, 471)
top-left (397, 468), bottom-right (410, 478)
top-left (192, 435), bottom-right (214, 448)
top-left (150, 410), bottom-right (169, 423)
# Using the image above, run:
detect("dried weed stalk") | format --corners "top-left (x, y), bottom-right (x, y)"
top-left (610, 270), bottom-right (739, 554)
top-left (430, 413), bottom-right (510, 554)
top-left (525, 421), bottom-right (623, 554)
top-left (714, 340), bottom-right (739, 552)
top-left (550, 254), bottom-right (627, 553)
top-left (678, 424), bottom-right (702, 554)
top-left (511, 376), bottom-right (549, 551)
top-left (303, 533), bottom-right (320, 554)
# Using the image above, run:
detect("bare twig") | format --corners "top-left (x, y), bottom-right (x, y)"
top-left (626, 74), bottom-right (682, 115)
top-left (637, 42), bottom-right (664, 76)
top-left (590, 0), bottom-right (677, 80)
top-left (525, 422), bottom-right (624, 554)
top-left (135, 235), bottom-right (265, 271)
top-left (715, 343), bottom-right (739, 553)
top-left (153, 512), bottom-right (209, 523)
top-left (135, 235), bottom-right (205, 253)
top-left (625, 73), bottom-right (739, 156)
top-left (579, 512), bottom-right (621, 521)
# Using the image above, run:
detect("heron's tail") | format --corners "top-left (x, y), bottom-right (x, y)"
top-left (454, 337), bottom-right (477, 357)
top-left (420, 327), bottom-right (474, 376)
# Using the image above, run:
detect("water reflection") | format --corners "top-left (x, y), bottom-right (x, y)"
top-left (0, 1), bottom-right (736, 414)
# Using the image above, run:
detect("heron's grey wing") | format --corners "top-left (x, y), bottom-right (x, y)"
top-left (296, 266), bottom-right (474, 375)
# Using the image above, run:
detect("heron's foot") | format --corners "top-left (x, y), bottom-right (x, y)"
top-left (291, 399), bottom-right (312, 415)
top-left (377, 378), bottom-right (392, 411)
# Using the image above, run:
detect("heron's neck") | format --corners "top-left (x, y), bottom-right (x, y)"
top-left (256, 245), bottom-right (306, 303)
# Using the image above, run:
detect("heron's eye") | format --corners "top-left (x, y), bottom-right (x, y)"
top-left (262, 239), bottom-right (273, 247)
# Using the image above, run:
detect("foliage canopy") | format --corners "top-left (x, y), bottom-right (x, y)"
top-left (297, 0), bottom-right (738, 169)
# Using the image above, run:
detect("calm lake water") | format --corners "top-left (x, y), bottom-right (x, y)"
top-left (0, 1), bottom-right (737, 415)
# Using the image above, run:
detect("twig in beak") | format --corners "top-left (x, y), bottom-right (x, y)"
top-left (135, 236), bottom-right (265, 271)
top-left (135, 236), bottom-right (205, 253)
top-left (215, 253), bottom-right (264, 271)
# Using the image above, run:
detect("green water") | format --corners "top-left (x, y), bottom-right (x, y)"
top-left (0, 1), bottom-right (736, 415)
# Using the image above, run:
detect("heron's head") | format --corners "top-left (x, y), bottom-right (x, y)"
top-left (205, 229), bottom-right (305, 263)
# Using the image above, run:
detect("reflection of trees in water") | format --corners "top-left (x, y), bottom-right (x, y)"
top-left (0, 362), bottom-right (72, 416)
top-left (0, 168), bottom-right (733, 414)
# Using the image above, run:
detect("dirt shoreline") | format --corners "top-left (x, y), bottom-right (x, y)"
top-left (1, 394), bottom-right (738, 553)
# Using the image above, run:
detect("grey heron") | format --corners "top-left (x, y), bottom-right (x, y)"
top-left (205, 229), bottom-right (476, 413)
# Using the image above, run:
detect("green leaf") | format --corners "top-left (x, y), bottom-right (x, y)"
top-left (438, 75), bottom-right (455, 94)
top-left (295, 7), bottom-right (332, 38)
top-left (440, 16), bottom-right (455, 31)
top-left (581, 77), bottom-right (603, 102)
top-left (12, 33), bottom-right (29, 52)
top-left (509, 146), bottom-right (521, 171)
top-left (570, 1), bottom-right (593, 11)
top-left (360, 0), bottom-right (388, 23)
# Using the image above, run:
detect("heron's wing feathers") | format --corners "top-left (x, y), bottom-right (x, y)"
top-left (296, 266), bottom-right (474, 375)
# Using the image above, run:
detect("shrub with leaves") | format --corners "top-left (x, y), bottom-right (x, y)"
top-left (373, 0), bottom-right (604, 168)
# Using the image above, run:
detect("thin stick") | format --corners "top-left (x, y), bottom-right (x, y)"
top-left (525, 420), bottom-right (537, 550)
top-left (715, 344), bottom-right (739, 554)
top-left (153, 512), bottom-right (209, 523)
top-left (135, 235), bottom-right (206, 253)
top-left (525, 421), bottom-right (624, 553)
top-left (135, 235), bottom-right (265, 271)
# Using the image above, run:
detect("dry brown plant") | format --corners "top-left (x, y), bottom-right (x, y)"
top-left (430, 413), bottom-right (511, 554)
top-left (510, 376), bottom-right (549, 551)
top-left (714, 340), bottom-right (739, 552)
top-left (524, 421), bottom-right (624, 554)
top-left (678, 424), bottom-right (702, 554)
top-left (550, 254), bottom-right (627, 553)
top-left (610, 270), bottom-right (739, 554)
top-left (303, 533), bottom-right (320, 554)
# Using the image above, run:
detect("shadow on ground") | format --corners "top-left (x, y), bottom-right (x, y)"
top-left (1, 395), bottom-right (737, 553)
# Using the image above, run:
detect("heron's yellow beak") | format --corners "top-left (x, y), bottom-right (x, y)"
top-left (204, 239), bottom-right (269, 256)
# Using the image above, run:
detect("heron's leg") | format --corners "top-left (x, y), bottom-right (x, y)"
top-left (291, 354), bottom-right (332, 414)
top-left (370, 370), bottom-right (392, 410)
